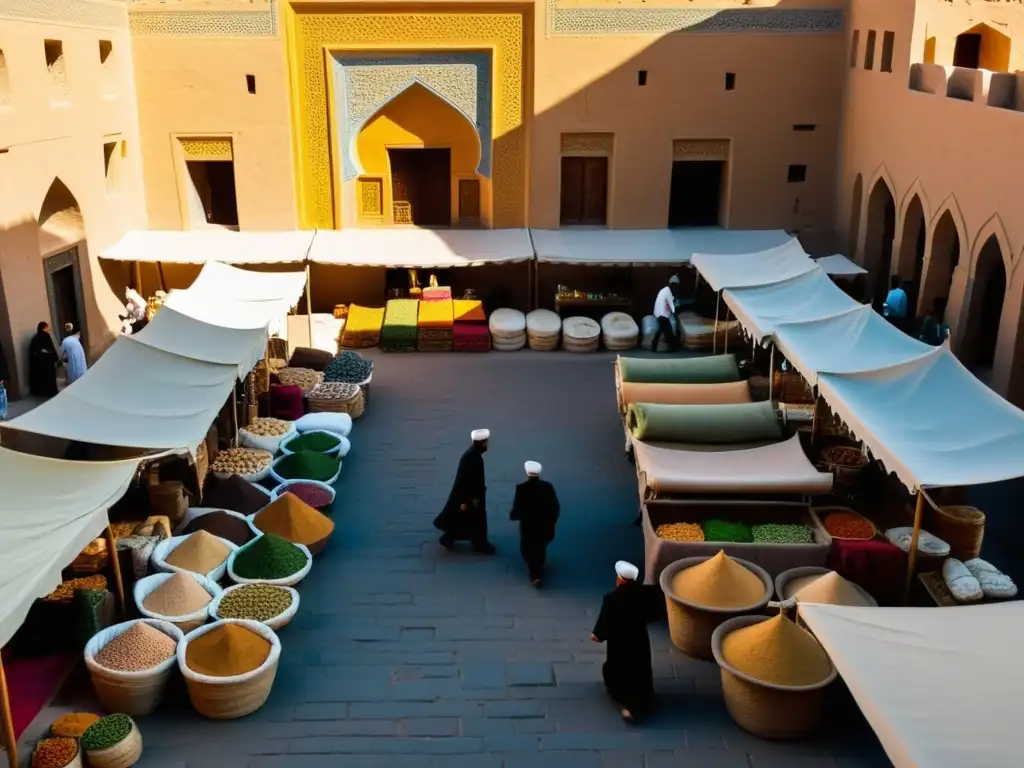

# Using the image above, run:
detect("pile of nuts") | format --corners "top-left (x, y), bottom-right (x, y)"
top-left (94, 622), bottom-right (177, 672)
top-left (217, 584), bottom-right (294, 622)
top-left (44, 574), bottom-right (107, 603)
top-left (211, 447), bottom-right (273, 476)
top-left (276, 367), bottom-right (322, 391)
top-left (822, 445), bottom-right (868, 468)
top-left (246, 417), bottom-right (293, 437)
top-left (655, 522), bottom-right (705, 542)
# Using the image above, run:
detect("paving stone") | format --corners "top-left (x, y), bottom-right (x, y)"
top-left (401, 717), bottom-right (460, 736)
top-left (507, 661), bottom-right (556, 686)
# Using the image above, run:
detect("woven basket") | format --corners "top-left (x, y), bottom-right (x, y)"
top-left (33, 738), bottom-right (83, 768)
top-left (308, 388), bottom-right (365, 419)
top-left (659, 556), bottom-right (772, 660)
top-left (930, 505), bottom-right (985, 561)
top-left (712, 616), bottom-right (837, 740)
top-left (819, 445), bottom-right (869, 488)
top-left (85, 719), bottom-right (143, 768)
top-left (148, 481), bottom-right (188, 527)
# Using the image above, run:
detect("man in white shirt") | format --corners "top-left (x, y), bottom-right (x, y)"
top-left (651, 275), bottom-right (680, 352)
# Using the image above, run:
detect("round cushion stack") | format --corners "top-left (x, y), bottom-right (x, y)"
top-left (489, 309), bottom-right (527, 352)
top-left (600, 312), bottom-right (639, 351)
top-left (561, 316), bottom-right (601, 353)
top-left (526, 310), bottom-right (562, 351)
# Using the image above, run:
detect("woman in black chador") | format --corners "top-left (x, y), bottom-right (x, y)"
top-left (28, 321), bottom-right (59, 397)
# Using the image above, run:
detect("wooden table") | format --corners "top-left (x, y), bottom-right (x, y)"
top-left (554, 296), bottom-right (631, 319)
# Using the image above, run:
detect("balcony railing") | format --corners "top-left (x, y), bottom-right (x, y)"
top-left (909, 62), bottom-right (1024, 112)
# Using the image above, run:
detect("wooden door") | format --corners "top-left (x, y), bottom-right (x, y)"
top-left (418, 149), bottom-right (451, 226)
top-left (560, 156), bottom-right (607, 225)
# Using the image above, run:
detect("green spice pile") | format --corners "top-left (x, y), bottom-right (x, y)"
top-left (233, 534), bottom-right (307, 580)
top-left (701, 519), bottom-right (753, 543)
top-left (32, 737), bottom-right (77, 768)
top-left (274, 450), bottom-right (340, 482)
top-left (323, 351), bottom-right (372, 383)
top-left (751, 523), bottom-right (815, 545)
top-left (218, 584), bottom-right (293, 621)
top-left (285, 431), bottom-right (341, 453)
top-left (81, 714), bottom-right (133, 751)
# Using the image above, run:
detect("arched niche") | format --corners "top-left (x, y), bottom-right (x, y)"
top-left (848, 174), bottom-right (863, 260)
top-left (962, 235), bottom-right (1006, 373)
top-left (897, 194), bottom-right (926, 313)
top-left (864, 177), bottom-right (896, 305)
top-left (37, 177), bottom-right (85, 257)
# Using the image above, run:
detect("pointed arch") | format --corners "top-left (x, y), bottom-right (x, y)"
top-left (961, 227), bottom-right (1009, 372)
top-left (928, 193), bottom-right (968, 249)
top-left (37, 177), bottom-right (85, 255)
top-left (863, 166), bottom-right (897, 303)
top-left (969, 214), bottom-right (1013, 282)
top-left (865, 162), bottom-right (896, 211)
top-left (898, 178), bottom-right (931, 225)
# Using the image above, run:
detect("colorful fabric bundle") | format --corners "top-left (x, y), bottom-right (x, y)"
top-left (381, 299), bottom-right (420, 352)
top-left (453, 321), bottom-right (490, 352)
top-left (418, 299), bottom-right (454, 329)
top-left (453, 299), bottom-right (486, 324)
top-left (340, 305), bottom-right (386, 349)
top-left (421, 286), bottom-right (452, 302)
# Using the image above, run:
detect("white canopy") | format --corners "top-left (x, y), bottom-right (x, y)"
top-left (99, 230), bottom-right (314, 265)
top-left (309, 228), bottom-right (533, 268)
top-left (723, 268), bottom-right (861, 341)
top-left (184, 261), bottom-right (307, 308)
top-left (815, 253), bottom-right (867, 277)
top-left (530, 228), bottom-right (791, 266)
top-left (0, 450), bottom-right (139, 648)
top-left (801, 603), bottom-right (1024, 768)
top-left (691, 238), bottom-right (817, 292)
top-left (773, 305), bottom-right (936, 385)
top-left (130, 304), bottom-right (269, 378)
top-left (817, 344), bottom-right (1024, 489)
top-left (6, 338), bottom-right (237, 452)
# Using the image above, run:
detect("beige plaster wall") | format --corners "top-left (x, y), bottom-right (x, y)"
top-left (839, 0), bottom-right (1024, 403)
top-left (0, 1), bottom-right (146, 397)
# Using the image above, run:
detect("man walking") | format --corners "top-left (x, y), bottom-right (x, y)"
top-left (510, 461), bottom-right (560, 587)
top-left (650, 275), bottom-right (680, 353)
top-left (882, 275), bottom-right (908, 333)
top-left (433, 429), bottom-right (497, 554)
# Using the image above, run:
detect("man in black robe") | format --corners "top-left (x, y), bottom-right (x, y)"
top-left (591, 560), bottom-right (656, 722)
top-left (433, 429), bottom-right (496, 554)
top-left (28, 321), bottom-right (59, 397)
top-left (510, 461), bottom-right (560, 587)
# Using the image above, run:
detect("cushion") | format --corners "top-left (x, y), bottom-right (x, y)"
top-left (627, 401), bottom-right (783, 444)
top-left (619, 353), bottom-right (740, 384)
top-left (288, 347), bottom-right (334, 372)
top-left (489, 308), bottom-right (526, 334)
top-left (526, 309), bottom-right (562, 335)
top-left (562, 316), bottom-right (601, 341)
top-left (601, 312), bottom-right (639, 340)
top-left (295, 412), bottom-right (353, 437)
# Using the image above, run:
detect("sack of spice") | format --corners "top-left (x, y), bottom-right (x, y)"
top-left (178, 619), bottom-right (282, 720)
top-left (84, 619), bottom-right (184, 717)
top-left (81, 714), bottom-right (142, 765)
top-left (269, 450), bottom-right (342, 486)
top-left (133, 572), bottom-right (221, 630)
top-left (238, 417), bottom-right (297, 455)
top-left (73, 588), bottom-right (115, 647)
top-left (227, 534), bottom-right (312, 587)
top-left (210, 583), bottom-right (300, 630)
top-left (281, 429), bottom-right (350, 458)
top-left (50, 713), bottom-right (101, 739)
top-left (152, 531), bottom-right (239, 582)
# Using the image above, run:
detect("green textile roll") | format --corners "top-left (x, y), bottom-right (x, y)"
top-left (628, 401), bottom-right (782, 444)
top-left (618, 354), bottom-right (739, 384)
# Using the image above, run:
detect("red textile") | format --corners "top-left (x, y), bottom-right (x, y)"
top-left (453, 322), bottom-right (490, 352)
top-left (270, 384), bottom-right (304, 420)
top-left (0, 650), bottom-right (75, 738)
top-left (827, 538), bottom-right (907, 606)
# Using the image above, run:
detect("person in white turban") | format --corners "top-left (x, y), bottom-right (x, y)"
top-left (509, 461), bottom-right (560, 587)
top-left (591, 560), bottom-right (655, 722)
top-left (433, 429), bottom-right (496, 554)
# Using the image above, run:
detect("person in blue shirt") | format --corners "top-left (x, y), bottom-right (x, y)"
top-left (882, 275), bottom-right (908, 331)
top-left (60, 322), bottom-right (88, 385)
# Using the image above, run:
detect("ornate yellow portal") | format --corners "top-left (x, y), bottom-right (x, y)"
top-left (284, 5), bottom-right (526, 229)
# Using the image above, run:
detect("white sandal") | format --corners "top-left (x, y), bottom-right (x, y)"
top-left (941, 559), bottom-right (982, 603)
top-left (964, 558), bottom-right (1018, 599)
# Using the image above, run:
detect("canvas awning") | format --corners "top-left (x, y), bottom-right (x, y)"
top-left (182, 261), bottom-right (307, 308)
top-left (691, 238), bottom-right (818, 292)
top-left (130, 304), bottom-right (269, 378)
top-left (773, 305), bottom-right (936, 385)
top-left (816, 344), bottom-right (1024, 489)
top-left (633, 435), bottom-right (833, 496)
top-left (815, 253), bottom-right (867, 276)
top-left (0, 450), bottom-right (139, 648)
top-left (5, 337), bottom-right (237, 452)
top-left (723, 268), bottom-right (862, 341)
top-left (99, 230), bottom-right (315, 265)
top-left (529, 228), bottom-right (791, 266)
top-left (308, 228), bottom-right (534, 268)
top-left (801, 603), bottom-right (1024, 768)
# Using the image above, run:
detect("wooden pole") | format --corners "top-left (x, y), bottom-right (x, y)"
top-left (768, 345), bottom-right (775, 402)
top-left (230, 385), bottom-right (240, 446)
top-left (810, 393), bottom-right (822, 446)
top-left (156, 261), bottom-right (167, 293)
top-left (903, 492), bottom-right (927, 604)
top-left (0, 655), bottom-right (17, 768)
top-left (533, 260), bottom-right (539, 312)
top-left (105, 524), bottom-right (126, 618)
top-left (723, 308), bottom-right (730, 354)
top-left (133, 260), bottom-right (143, 295)
top-left (712, 292), bottom-right (721, 354)
top-left (305, 264), bottom-right (314, 348)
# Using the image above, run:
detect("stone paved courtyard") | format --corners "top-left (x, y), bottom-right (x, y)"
top-left (27, 350), bottom-right (891, 767)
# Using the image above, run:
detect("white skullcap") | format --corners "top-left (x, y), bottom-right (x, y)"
top-left (470, 429), bottom-right (490, 442)
top-left (668, 274), bottom-right (681, 284)
top-left (615, 561), bottom-right (639, 580)
top-left (524, 461), bottom-right (542, 476)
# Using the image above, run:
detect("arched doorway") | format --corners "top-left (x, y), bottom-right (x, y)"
top-left (897, 195), bottom-right (926, 320)
top-left (37, 177), bottom-right (88, 349)
top-left (920, 210), bottom-right (961, 317)
top-left (848, 174), bottom-right (863, 259)
top-left (864, 179), bottom-right (896, 307)
top-left (355, 82), bottom-right (483, 227)
top-left (962, 236), bottom-right (1006, 376)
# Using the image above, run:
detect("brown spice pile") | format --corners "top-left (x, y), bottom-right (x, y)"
top-left (670, 551), bottom-right (765, 609)
top-left (165, 530), bottom-right (230, 574)
top-left (143, 572), bottom-right (213, 616)
top-left (721, 614), bottom-right (832, 687)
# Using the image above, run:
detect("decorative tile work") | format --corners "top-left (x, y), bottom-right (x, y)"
top-left (359, 178), bottom-right (384, 218)
top-left (0, 0), bottom-right (127, 29)
top-left (332, 53), bottom-right (492, 181)
top-left (179, 137), bottom-right (233, 160)
top-left (288, 10), bottom-right (524, 229)
top-left (129, 0), bottom-right (274, 37)
top-left (673, 139), bottom-right (729, 161)
top-left (547, 0), bottom-right (843, 37)
top-left (561, 133), bottom-right (614, 154)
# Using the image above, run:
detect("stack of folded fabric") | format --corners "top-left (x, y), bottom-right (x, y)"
top-left (600, 312), bottom-right (639, 351)
top-left (417, 299), bottom-right (455, 352)
top-left (339, 305), bottom-right (386, 349)
top-left (380, 299), bottom-right (420, 352)
top-left (453, 299), bottom-right (489, 352)
top-left (526, 309), bottom-right (561, 351)
top-left (422, 285), bottom-right (452, 302)
top-left (489, 308), bottom-right (527, 352)
top-left (562, 316), bottom-right (601, 353)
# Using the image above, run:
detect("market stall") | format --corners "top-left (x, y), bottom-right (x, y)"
top-left (800, 602), bottom-right (1024, 768)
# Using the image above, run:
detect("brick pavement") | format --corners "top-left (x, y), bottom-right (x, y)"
top-left (26, 350), bottom-right (891, 767)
